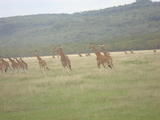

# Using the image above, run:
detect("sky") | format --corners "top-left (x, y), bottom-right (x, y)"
top-left (0, 0), bottom-right (160, 18)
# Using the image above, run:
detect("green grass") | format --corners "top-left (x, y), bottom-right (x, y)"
top-left (121, 60), bottom-right (149, 65)
top-left (0, 50), bottom-right (160, 120)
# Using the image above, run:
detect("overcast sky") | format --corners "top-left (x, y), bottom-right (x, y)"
top-left (0, 0), bottom-right (160, 18)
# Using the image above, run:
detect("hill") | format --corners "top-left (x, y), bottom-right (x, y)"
top-left (0, 0), bottom-right (160, 56)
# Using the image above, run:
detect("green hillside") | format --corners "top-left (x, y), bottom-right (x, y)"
top-left (0, 0), bottom-right (160, 56)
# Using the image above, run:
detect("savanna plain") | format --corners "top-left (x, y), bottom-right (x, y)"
top-left (0, 50), bottom-right (160, 120)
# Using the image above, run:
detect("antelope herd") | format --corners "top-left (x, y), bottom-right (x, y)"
top-left (0, 55), bottom-right (27, 74)
top-left (0, 43), bottom-right (158, 74)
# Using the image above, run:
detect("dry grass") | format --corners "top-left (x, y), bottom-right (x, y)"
top-left (0, 50), bottom-right (160, 120)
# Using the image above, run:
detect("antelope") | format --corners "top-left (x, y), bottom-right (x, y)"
top-left (53, 46), bottom-right (71, 74)
top-left (34, 51), bottom-right (49, 73)
top-left (7, 56), bottom-right (20, 72)
top-left (89, 43), bottom-right (112, 70)
top-left (99, 44), bottom-right (113, 67)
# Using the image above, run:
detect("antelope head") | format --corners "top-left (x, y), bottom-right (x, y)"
top-left (89, 43), bottom-right (93, 49)
top-left (53, 47), bottom-right (57, 53)
top-left (58, 45), bottom-right (63, 51)
top-left (99, 44), bottom-right (104, 48)
top-left (34, 51), bottom-right (38, 55)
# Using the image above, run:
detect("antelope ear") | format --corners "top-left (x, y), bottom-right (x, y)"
top-left (53, 47), bottom-right (57, 52)
top-left (102, 44), bottom-right (104, 46)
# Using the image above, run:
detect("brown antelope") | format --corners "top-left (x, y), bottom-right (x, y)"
top-left (53, 46), bottom-right (71, 73)
top-left (7, 56), bottom-right (20, 72)
top-left (52, 55), bottom-right (55, 58)
top-left (58, 46), bottom-right (71, 70)
top-left (152, 47), bottom-right (156, 53)
top-left (14, 57), bottom-right (26, 71)
top-left (34, 52), bottom-right (49, 72)
top-left (99, 44), bottom-right (113, 67)
top-left (20, 58), bottom-right (28, 70)
top-left (0, 55), bottom-right (12, 72)
top-left (78, 53), bottom-right (83, 57)
top-left (0, 59), bottom-right (7, 74)
top-left (85, 53), bottom-right (88, 56)
top-left (85, 53), bottom-right (91, 57)
top-left (0, 58), bottom-right (12, 72)
top-left (124, 51), bottom-right (128, 54)
top-left (130, 50), bottom-right (134, 54)
top-left (88, 53), bottom-right (91, 57)
top-left (89, 43), bottom-right (112, 70)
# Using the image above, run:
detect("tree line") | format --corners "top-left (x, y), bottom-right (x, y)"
top-left (0, 1), bottom-right (160, 57)
top-left (0, 31), bottom-right (159, 57)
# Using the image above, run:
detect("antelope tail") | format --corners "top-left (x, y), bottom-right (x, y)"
top-left (46, 67), bottom-right (50, 70)
top-left (69, 65), bottom-right (71, 70)
top-left (108, 65), bottom-right (112, 69)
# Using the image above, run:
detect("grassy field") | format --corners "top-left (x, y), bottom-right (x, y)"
top-left (0, 50), bottom-right (160, 120)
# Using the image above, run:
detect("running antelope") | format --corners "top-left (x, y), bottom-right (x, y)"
top-left (34, 51), bottom-right (49, 72)
top-left (53, 46), bottom-right (71, 73)
top-left (99, 44), bottom-right (113, 67)
top-left (89, 43), bottom-right (112, 70)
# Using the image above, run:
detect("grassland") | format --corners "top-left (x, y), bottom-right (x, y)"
top-left (0, 50), bottom-right (160, 120)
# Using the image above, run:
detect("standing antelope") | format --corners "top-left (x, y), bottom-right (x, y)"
top-left (78, 53), bottom-right (83, 57)
top-left (124, 51), bottom-right (128, 54)
top-left (130, 50), bottom-right (134, 54)
top-left (85, 53), bottom-right (91, 57)
top-left (152, 47), bottom-right (156, 53)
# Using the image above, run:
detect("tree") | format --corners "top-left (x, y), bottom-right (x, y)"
top-left (136, 0), bottom-right (151, 2)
